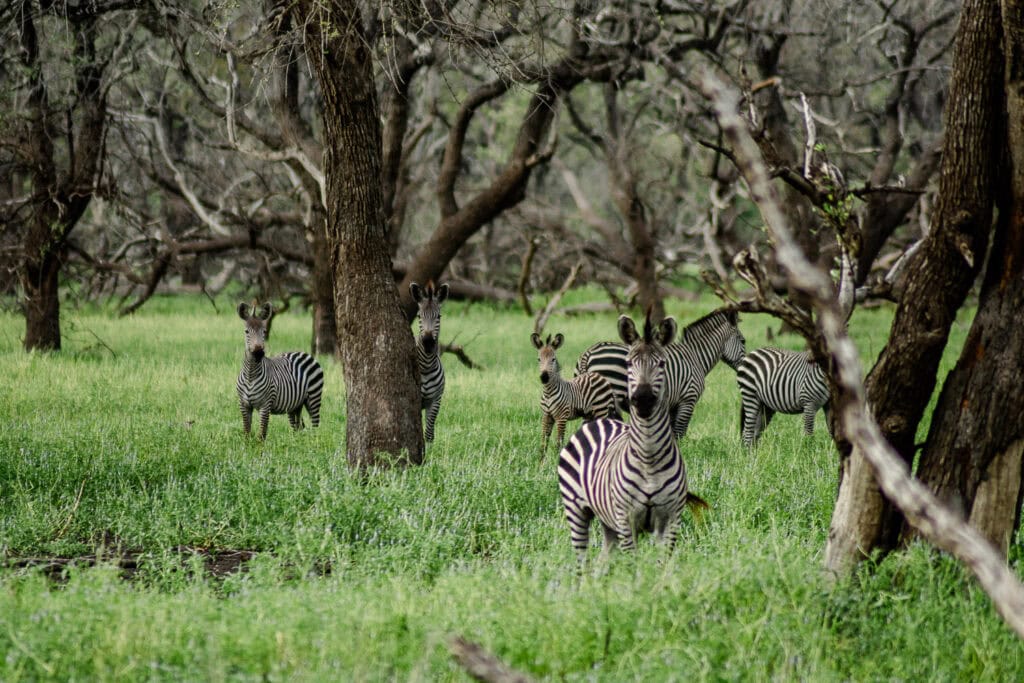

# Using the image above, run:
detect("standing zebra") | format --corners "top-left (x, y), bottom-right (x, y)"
top-left (532, 332), bottom-right (620, 458)
top-left (558, 313), bottom-right (708, 559)
top-left (736, 347), bottom-right (830, 446)
top-left (411, 281), bottom-right (449, 442)
top-left (236, 302), bottom-right (324, 441)
top-left (574, 308), bottom-right (746, 438)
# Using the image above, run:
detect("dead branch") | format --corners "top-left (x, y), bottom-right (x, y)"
top-left (534, 260), bottom-right (584, 335)
top-left (441, 342), bottom-right (482, 370)
top-left (448, 636), bottom-right (533, 683)
top-left (701, 70), bottom-right (1024, 640)
top-left (517, 237), bottom-right (538, 316)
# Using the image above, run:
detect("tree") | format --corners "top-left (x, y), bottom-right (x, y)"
top-left (905, 0), bottom-right (1024, 555)
top-left (824, 0), bottom-right (1003, 571)
top-left (288, 0), bottom-right (423, 468)
top-left (1, 1), bottom-right (139, 350)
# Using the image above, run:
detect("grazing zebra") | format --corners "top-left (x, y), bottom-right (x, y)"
top-left (736, 347), bottom-right (830, 446)
top-left (574, 308), bottom-right (746, 438)
top-left (532, 332), bottom-right (620, 457)
top-left (236, 301), bottom-right (324, 441)
top-left (558, 313), bottom-right (708, 559)
top-left (411, 281), bottom-right (449, 442)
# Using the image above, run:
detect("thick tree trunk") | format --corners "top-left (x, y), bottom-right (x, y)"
top-left (825, 0), bottom-right (1003, 573)
top-left (907, 0), bottom-right (1024, 555)
top-left (293, 0), bottom-right (423, 468)
top-left (21, 247), bottom-right (63, 351)
top-left (310, 213), bottom-right (338, 357)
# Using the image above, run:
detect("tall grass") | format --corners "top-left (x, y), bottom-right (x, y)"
top-left (0, 293), bottom-right (1018, 681)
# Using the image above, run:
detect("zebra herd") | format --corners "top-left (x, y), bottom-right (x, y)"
top-left (234, 289), bottom-right (832, 557)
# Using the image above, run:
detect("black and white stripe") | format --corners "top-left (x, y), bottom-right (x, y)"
top-left (532, 332), bottom-right (619, 457)
top-left (736, 347), bottom-right (830, 446)
top-left (574, 308), bottom-right (745, 438)
top-left (558, 313), bottom-right (706, 559)
top-left (410, 281), bottom-right (449, 442)
top-left (236, 302), bottom-right (324, 441)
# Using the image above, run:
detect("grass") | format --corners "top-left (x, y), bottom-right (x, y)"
top-left (0, 292), bottom-right (1020, 681)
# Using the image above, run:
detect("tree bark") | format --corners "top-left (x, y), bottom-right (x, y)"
top-left (907, 0), bottom-right (1024, 555)
top-left (292, 0), bottom-right (423, 468)
top-left (825, 0), bottom-right (1003, 573)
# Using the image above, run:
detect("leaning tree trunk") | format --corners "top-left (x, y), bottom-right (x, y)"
top-left (824, 0), bottom-right (1003, 573)
top-left (907, 0), bottom-right (1024, 555)
top-left (293, 0), bottom-right (423, 468)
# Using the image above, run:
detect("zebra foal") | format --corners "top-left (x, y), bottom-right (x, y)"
top-left (411, 281), bottom-right (449, 442)
top-left (558, 313), bottom-right (707, 560)
top-left (236, 301), bottom-right (324, 441)
top-left (532, 332), bottom-right (619, 458)
top-left (736, 347), bottom-right (830, 446)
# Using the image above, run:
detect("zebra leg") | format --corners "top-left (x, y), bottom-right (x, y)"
top-left (673, 399), bottom-right (696, 439)
top-left (802, 403), bottom-right (817, 435)
top-left (555, 418), bottom-right (567, 452)
top-left (424, 398), bottom-right (441, 442)
top-left (540, 412), bottom-right (553, 457)
top-left (599, 523), bottom-right (620, 560)
top-left (740, 397), bottom-right (761, 446)
top-left (306, 389), bottom-right (322, 429)
top-left (258, 407), bottom-right (271, 441)
top-left (240, 402), bottom-right (253, 436)
top-left (288, 410), bottom-right (304, 431)
top-left (565, 505), bottom-right (594, 559)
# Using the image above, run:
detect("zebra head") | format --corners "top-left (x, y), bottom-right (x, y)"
top-left (238, 301), bottom-right (273, 360)
top-left (618, 313), bottom-right (677, 419)
top-left (531, 332), bottom-right (564, 385)
top-left (410, 281), bottom-right (449, 354)
top-left (721, 310), bottom-right (746, 369)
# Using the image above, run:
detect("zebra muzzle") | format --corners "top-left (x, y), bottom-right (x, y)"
top-left (631, 385), bottom-right (656, 417)
top-left (540, 371), bottom-right (550, 384)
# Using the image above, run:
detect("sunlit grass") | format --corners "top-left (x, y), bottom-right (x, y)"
top-left (0, 293), bottom-right (1018, 681)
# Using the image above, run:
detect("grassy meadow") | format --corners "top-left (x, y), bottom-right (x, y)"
top-left (0, 291), bottom-right (1021, 681)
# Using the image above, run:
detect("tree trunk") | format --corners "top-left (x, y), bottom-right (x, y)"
top-left (310, 212), bottom-right (338, 357)
top-left (906, 0), bottom-right (1024, 555)
top-left (16, 8), bottom-right (107, 352)
top-left (293, 0), bottom-right (423, 468)
top-left (825, 0), bottom-right (1003, 573)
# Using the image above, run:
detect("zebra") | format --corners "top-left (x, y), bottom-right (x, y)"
top-left (558, 312), bottom-right (708, 560)
top-left (736, 347), bottom-right (830, 446)
top-left (410, 281), bottom-right (449, 442)
top-left (531, 332), bottom-right (620, 458)
top-left (574, 308), bottom-right (746, 438)
top-left (236, 301), bottom-right (324, 441)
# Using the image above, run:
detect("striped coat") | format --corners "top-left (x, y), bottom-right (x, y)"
top-left (736, 347), bottom-right (830, 446)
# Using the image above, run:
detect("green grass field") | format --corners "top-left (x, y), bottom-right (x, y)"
top-left (1, 293), bottom-right (1020, 681)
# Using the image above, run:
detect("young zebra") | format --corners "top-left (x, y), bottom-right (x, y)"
top-left (410, 281), bottom-right (449, 442)
top-left (236, 302), bottom-right (324, 441)
top-left (574, 308), bottom-right (746, 438)
top-left (558, 313), bottom-right (708, 560)
top-left (736, 347), bottom-right (830, 446)
top-left (532, 332), bottom-right (620, 457)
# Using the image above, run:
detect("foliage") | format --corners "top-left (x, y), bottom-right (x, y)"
top-left (0, 294), bottom-right (1016, 680)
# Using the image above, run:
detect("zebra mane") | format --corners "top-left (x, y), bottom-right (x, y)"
top-left (681, 307), bottom-right (737, 342)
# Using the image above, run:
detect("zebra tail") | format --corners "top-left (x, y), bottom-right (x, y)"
top-left (685, 492), bottom-right (710, 523)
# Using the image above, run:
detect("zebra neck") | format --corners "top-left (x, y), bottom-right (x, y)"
top-left (416, 344), bottom-right (440, 368)
top-left (684, 332), bottom-right (722, 375)
top-left (242, 354), bottom-right (267, 383)
top-left (626, 406), bottom-right (675, 464)
top-left (542, 373), bottom-right (566, 398)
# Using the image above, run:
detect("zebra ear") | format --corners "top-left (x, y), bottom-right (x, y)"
top-left (258, 302), bottom-right (273, 321)
top-left (410, 282), bottom-right (424, 303)
top-left (657, 317), bottom-right (678, 346)
top-left (531, 332), bottom-right (543, 349)
top-left (237, 302), bottom-right (251, 320)
top-left (435, 283), bottom-right (449, 304)
top-left (618, 315), bottom-right (640, 345)
top-left (551, 333), bottom-right (564, 349)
